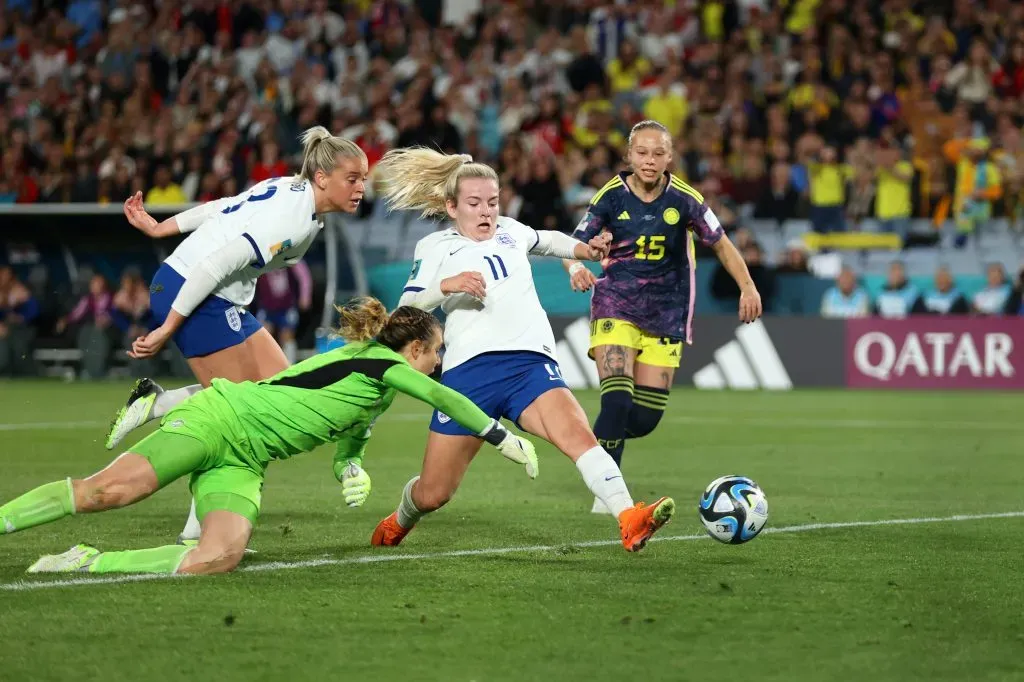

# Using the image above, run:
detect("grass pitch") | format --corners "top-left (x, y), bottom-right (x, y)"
top-left (1, 381), bottom-right (1022, 682)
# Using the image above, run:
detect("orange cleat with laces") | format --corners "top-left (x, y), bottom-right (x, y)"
top-left (371, 512), bottom-right (412, 547)
top-left (618, 497), bottom-right (675, 552)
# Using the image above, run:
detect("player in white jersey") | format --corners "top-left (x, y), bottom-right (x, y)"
top-left (367, 148), bottom-right (676, 553)
top-left (104, 126), bottom-right (368, 544)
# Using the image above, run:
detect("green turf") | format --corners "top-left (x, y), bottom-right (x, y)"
top-left (1, 380), bottom-right (1022, 682)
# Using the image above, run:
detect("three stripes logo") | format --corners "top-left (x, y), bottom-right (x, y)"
top-left (617, 211), bottom-right (630, 220)
top-left (693, 320), bottom-right (792, 390)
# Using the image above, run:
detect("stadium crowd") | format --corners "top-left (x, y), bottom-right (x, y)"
top-left (3, 0), bottom-right (1024, 377)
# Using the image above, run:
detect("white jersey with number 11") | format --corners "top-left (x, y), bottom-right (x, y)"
top-left (399, 217), bottom-right (558, 373)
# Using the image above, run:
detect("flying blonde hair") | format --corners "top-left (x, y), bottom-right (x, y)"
top-left (373, 147), bottom-right (499, 218)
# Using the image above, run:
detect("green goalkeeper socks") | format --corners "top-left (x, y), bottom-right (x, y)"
top-left (90, 545), bottom-right (192, 574)
top-left (0, 478), bottom-right (75, 534)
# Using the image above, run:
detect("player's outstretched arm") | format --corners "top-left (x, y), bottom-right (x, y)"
top-left (123, 192), bottom-right (232, 238)
top-left (381, 364), bottom-right (538, 478)
top-left (710, 235), bottom-right (763, 323)
top-left (129, 237), bottom-right (255, 359)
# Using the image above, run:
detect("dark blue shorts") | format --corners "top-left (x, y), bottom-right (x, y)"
top-left (429, 351), bottom-right (568, 436)
top-left (149, 263), bottom-right (261, 359)
top-left (256, 308), bottom-right (300, 332)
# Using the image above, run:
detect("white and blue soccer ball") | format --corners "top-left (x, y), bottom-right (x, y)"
top-left (698, 476), bottom-right (769, 544)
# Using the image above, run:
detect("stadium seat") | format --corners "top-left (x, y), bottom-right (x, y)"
top-left (909, 219), bottom-right (936, 235)
top-left (781, 220), bottom-right (812, 243)
top-left (941, 249), bottom-right (984, 276)
top-left (399, 219), bottom-right (443, 261)
top-left (902, 248), bottom-right (940, 277)
top-left (365, 218), bottom-right (404, 260)
top-left (977, 231), bottom-right (1018, 252)
top-left (864, 250), bottom-right (898, 274)
top-left (757, 232), bottom-right (784, 265)
top-left (745, 219), bottom-right (780, 236)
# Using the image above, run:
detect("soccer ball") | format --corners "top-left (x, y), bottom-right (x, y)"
top-left (698, 475), bottom-right (769, 544)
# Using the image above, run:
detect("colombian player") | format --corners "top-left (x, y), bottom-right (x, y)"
top-left (105, 127), bottom-right (368, 544)
top-left (0, 300), bottom-right (538, 575)
top-left (368, 147), bottom-right (676, 553)
top-left (564, 120), bottom-right (762, 513)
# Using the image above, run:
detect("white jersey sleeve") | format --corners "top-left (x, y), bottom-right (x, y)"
top-left (398, 231), bottom-right (450, 311)
top-left (162, 177), bottom-right (321, 308)
top-left (174, 197), bottom-right (234, 233)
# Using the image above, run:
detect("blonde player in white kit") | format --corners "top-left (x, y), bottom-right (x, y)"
top-left (104, 127), bottom-right (368, 544)
top-left (367, 148), bottom-right (676, 552)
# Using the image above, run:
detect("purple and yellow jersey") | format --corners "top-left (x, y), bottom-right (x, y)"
top-left (573, 171), bottom-right (724, 343)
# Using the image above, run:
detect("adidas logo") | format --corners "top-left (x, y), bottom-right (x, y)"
top-left (617, 211), bottom-right (630, 220)
top-left (693, 320), bottom-right (792, 390)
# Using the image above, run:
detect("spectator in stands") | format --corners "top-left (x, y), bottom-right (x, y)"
top-left (973, 264), bottom-right (1013, 315)
top-left (57, 273), bottom-right (114, 379)
top-left (950, 138), bottom-right (1003, 247)
top-left (642, 66), bottom-right (688, 138)
top-left (921, 266), bottom-right (970, 315)
top-left (754, 162), bottom-right (801, 222)
top-left (1004, 267), bottom-right (1024, 316)
top-left (254, 261), bottom-right (313, 366)
top-left (0, 266), bottom-right (40, 376)
top-left (874, 261), bottom-right (923, 318)
top-left (145, 165), bottom-right (187, 206)
top-left (874, 142), bottom-right (915, 239)
top-left (249, 141), bottom-right (289, 185)
top-left (775, 241), bottom-right (810, 275)
top-left (516, 153), bottom-right (571, 232)
top-left (111, 267), bottom-right (154, 376)
top-left (821, 267), bottom-right (871, 318)
top-left (807, 146), bottom-right (851, 233)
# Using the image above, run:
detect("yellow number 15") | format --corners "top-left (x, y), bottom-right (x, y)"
top-left (635, 235), bottom-right (666, 260)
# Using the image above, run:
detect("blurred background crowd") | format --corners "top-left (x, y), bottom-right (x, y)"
top-left (2, 0), bottom-right (1024, 378)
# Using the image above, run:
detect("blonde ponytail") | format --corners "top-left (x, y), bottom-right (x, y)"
top-left (334, 296), bottom-right (388, 342)
top-left (374, 147), bottom-right (498, 218)
top-left (298, 126), bottom-right (365, 182)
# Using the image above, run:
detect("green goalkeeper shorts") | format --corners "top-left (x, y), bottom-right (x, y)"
top-left (131, 429), bottom-right (264, 526)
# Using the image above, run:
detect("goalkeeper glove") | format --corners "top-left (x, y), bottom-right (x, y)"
top-left (336, 462), bottom-right (372, 507)
top-left (480, 419), bottom-right (538, 479)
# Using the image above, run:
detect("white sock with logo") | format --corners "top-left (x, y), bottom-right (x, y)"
top-left (153, 384), bottom-right (202, 419)
top-left (575, 446), bottom-right (633, 517)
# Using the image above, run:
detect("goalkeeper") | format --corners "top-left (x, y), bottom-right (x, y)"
top-left (0, 298), bottom-right (538, 576)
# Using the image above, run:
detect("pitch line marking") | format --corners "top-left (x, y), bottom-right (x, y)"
top-left (2, 511), bottom-right (1021, 592)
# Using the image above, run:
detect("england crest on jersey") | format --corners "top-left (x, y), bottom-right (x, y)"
top-left (225, 307), bottom-right (242, 332)
top-left (496, 232), bottom-right (516, 248)
top-left (437, 411), bottom-right (451, 424)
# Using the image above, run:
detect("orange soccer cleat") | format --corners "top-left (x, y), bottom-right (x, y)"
top-left (618, 497), bottom-right (676, 552)
top-left (371, 512), bottom-right (412, 547)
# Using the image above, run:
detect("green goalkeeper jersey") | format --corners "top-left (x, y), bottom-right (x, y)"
top-left (198, 341), bottom-right (492, 470)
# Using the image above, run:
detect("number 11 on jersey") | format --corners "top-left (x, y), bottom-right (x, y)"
top-left (483, 255), bottom-right (508, 280)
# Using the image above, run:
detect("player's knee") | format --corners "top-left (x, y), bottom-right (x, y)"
top-left (625, 404), bottom-right (664, 438)
top-left (625, 386), bottom-right (669, 438)
top-left (413, 482), bottom-right (454, 513)
top-left (179, 543), bottom-right (244, 575)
